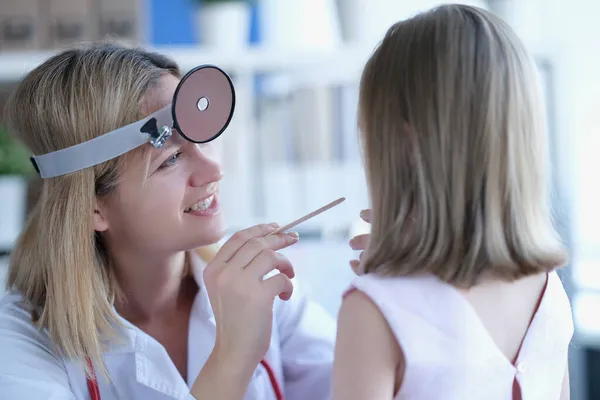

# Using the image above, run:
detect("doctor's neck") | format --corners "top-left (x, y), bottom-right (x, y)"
top-left (110, 249), bottom-right (196, 324)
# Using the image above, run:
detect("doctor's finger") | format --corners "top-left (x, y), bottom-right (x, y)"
top-left (227, 232), bottom-right (299, 270)
top-left (349, 234), bottom-right (370, 251)
top-left (246, 249), bottom-right (295, 280)
top-left (213, 223), bottom-right (280, 264)
top-left (263, 272), bottom-right (294, 301)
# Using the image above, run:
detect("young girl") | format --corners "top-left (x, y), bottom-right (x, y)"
top-left (334, 4), bottom-right (573, 400)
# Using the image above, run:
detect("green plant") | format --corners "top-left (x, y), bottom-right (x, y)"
top-left (0, 125), bottom-right (34, 176)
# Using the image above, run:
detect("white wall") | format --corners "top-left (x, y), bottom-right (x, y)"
top-left (542, 2), bottom-right (599, 399)
top-left (553, 1), bottom-right (600, 256)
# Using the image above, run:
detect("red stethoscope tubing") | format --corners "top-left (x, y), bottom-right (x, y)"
top-left (85, 357), bottom-right (101, 400)
top-left (85, 357), bottom-right (284, 400)
top-left (260, 359), bottom-right (285, 400)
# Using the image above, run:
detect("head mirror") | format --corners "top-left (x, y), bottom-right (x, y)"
top-left (173, 65), bottom-right (235, 143)
top-left (30, 64), bottom-right (236, 179)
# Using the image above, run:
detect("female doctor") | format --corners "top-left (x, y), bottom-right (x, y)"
top-left (0, 42), bottom-right (338, 400)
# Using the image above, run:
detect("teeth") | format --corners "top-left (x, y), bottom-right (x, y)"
top-left (186, 195), bottom-right (214, 213)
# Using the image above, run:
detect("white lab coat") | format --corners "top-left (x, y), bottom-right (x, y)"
top-left (0, 250), bottom-right (336, 399)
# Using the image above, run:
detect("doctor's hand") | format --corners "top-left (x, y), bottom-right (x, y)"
top-left (349, 209), bottom-right (371, 274)
top-left (201, 223), bottom-right (298, 378)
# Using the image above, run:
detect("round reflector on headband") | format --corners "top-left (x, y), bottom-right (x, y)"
top-left (30, 65), bottom-right (236, 178)
top-left (173, 65), bottom-right (235, 143)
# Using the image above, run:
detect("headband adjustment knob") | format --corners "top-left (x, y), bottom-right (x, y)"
top-left (149, 125), bottom-right (172, 148)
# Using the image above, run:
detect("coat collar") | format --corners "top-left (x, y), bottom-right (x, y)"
top-left (188, 249), bottom-right (216, 324)
top-left (95, 249), bottom-right (216, 399)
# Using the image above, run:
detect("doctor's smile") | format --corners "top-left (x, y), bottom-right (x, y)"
top-left (184, 190), bottom-right (220, 216)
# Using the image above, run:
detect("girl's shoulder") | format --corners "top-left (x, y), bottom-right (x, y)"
top-left (346, 272), bottom-right (445, 306)
top-left (344, 273), bottom-right (453, 330)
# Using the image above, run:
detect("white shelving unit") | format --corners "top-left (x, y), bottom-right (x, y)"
top-left (0, 44), bottom-right (376, 84)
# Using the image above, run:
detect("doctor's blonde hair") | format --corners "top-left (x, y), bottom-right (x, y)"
top-left (359, 4), bottom-right (566, 287)
top-left (3, 42), bottom-right (215, 377)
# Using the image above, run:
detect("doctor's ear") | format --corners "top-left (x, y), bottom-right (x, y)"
top-left (93, 202), bottom-right (109, 232)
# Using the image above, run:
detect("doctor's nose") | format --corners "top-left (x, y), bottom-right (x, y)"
top-left (188, 144), bottom-right (223, 187)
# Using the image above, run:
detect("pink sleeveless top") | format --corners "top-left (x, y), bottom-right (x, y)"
top-left (346, 271), bottom-right (573, 399)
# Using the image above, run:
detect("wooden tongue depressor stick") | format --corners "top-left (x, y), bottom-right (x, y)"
top-left (270, 197), bottom-right (346, 235)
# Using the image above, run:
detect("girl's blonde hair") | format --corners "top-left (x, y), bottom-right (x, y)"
top-left (4, 41), bottom-right (186, 376)
top-left (359, 4), bottom-right (566, 287)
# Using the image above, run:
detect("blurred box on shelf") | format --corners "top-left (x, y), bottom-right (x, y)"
top-left (46, 0), bottom-right (97, 49)
top-left (1, 0), bottom-right (146, 53)
top-left (97, 0), bottom-right (145, 44)
top-left (0, 0), bottom-right (44, 51)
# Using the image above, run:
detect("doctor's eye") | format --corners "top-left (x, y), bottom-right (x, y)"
top-left (158, 151), bottom-right (182, 170)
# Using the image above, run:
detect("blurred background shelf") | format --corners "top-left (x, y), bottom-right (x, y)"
top-left (0, 44), bottom-right (375, 83)
top-left (0, 44), bottom-right (555, 85)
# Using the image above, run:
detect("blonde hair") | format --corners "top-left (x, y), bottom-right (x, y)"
top-left (359, 5), bottom-right (566, 287)
top-left (4, 42), bottom-right (184, 376)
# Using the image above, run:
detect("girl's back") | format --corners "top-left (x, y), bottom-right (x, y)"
top-left (340, 271), bottom-right (572, 399)
top-left (461, 270), bottom-right (549, 365)
top-left (333, 4), bottom-right (573, 399)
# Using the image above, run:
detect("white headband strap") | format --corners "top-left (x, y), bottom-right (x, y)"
top-left (31, 105), bottom-right (173, 178)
